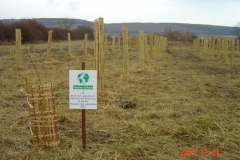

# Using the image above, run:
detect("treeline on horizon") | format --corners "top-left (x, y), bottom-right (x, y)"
top-left (0, 18), bottom-right (200, 43)
top-left (0, 19), bottom-right (93, 43)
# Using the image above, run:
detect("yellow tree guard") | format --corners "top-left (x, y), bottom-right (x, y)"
top-left (122, 26), bottom-right (129, 78)
top-left (46, 30), bottom-right (52, 62)
top-left (204, 38), bottom-right (208, 54)
top-left (230, 38), bottom-right (235, 67)
top-left (144, 33), bottom-right (149, 64)
top-left (197, 38), bottom-right (200, 50)
top-left (201, 38), bottom-right (204, 51)
top-left (128, 36), bottom-right (132, 48)
top-left (15, 29), bottom-right (22, 67)
top-left (94, 17), bottom-right (104, 91)
top-left (104, 34), bottom-right (109, 53)
top-left (118, 35), bottom-right (121, 50)
top-left (237, 40), bottom-right (239, 52)
top-left (217, 38), bottom-right (221, 61)
top-left (84, 34), bottom-right (88, 55)
top-left (26, 82), bottom-right (60, 147)
top-left (112, 36), bottom-right (115, 52)
top-left (149, 32), bottom-right (153, 59)
top-left (139, 31), bottom-right (145, 69)
top-left (224, 37), bottom-right (228, 63)
top-left (68, 33), bottom-right (71, 54)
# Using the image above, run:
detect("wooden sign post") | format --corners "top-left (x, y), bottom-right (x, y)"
top-left (69, 62), bottom-right (97, 150)
top-left (82, 62), bottom-right (86, 149)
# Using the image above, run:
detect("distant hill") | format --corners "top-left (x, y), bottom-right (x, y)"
top-left (1, 18), bottom-right (234, 38)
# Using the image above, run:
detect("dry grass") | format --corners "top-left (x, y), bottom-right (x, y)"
top-left (0, 40), bottom-right (240, 159)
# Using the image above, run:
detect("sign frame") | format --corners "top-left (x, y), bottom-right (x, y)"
top-left (69, 69), bottom-right (97, 110)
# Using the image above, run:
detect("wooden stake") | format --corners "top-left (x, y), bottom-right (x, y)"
top-left (237, 40), bottom-right (239, 53)
top-left (15, 29), bottom-right (22, 67)
top-left (163, 37), bottom-right (166, 50)
top-left (230, 38), bottom-right (235, 67)
top-left (122, 26), bottom-right (129, 78)
top-left (153, 34), bottom-right (158, 58)
top-left (68, 33), bottom-right (72, 55)
top-left (197, 38), bottom-right (200, 50)
top-left (205, 38), bottom-right (208, 53)
top-left (128, 36), bottom-right (132, 48)
top-left (149, 32), bottom-right (153, 59)
top-left (144, 33), bottom-right (149, 64)
top-left (104, 34), bottom-right (109, 53)
top-left (158, 36), bottom-right (161, 53)
top-left (217, 38), bottom-right (220, 61)
top-left (118, 35), bottom-right (121, 50)
top-left (224, 37), bottom-right (228, 63)
top-left (132, 37), bottom-right (136, 47)
top-left (193, 39), bottom-right (196, 49)
top-left (84, 34), bottom-right (88, 55)
top-left (139, 31), bottom-right (145, 69)
top-left (94, 19), bottom-right (99, 70)
top-left (112, 36), bottom-right (115, 53)
top-left (221, 39), bottom-right (224, 61)
top-left (46, 30), bottom-right (52, 61)
top-left (212, 38), bottom-right (215, 57)
top-left (201, 38), bottom-right (204, 51)
top-left (81, 62), bottom-right (86, 150)
top-left (94, 17), bottom-right (104, 91)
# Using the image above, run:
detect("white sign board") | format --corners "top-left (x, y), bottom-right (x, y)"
top-left (69, 70), bottom-right (97, 109)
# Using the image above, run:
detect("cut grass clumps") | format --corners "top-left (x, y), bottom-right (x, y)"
top-left (98, 90), bottom-right (118, 105)
top-left (110, 143), bottom-right (144, 159)
top-left (43, 59), bottom-right (60, 65)
top-left (203, 80), bottom-right (212, 87)
top-left (235, 81), bottom-right (240, 88)
top-left (195, 115), bottom-right (218, 131)
top-left (144, 111), bottom-right (161, 119)
top-left (63, 54), bottom-right (76, 61)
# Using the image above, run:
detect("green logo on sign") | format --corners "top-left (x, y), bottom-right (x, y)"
top-left (78, 73), bottom-right (89, 84)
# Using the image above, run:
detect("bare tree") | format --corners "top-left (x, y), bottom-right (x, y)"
top-left (232, 22), bottom-right (240, 40)
top-left (57, 17), bottom-right (74, 30)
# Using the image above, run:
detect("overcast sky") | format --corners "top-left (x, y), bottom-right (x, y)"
top-left (0, 0), bottom-right (239, 27)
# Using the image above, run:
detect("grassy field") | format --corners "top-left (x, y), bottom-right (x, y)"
top-left (0, 40), bottom-right (240, 160)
